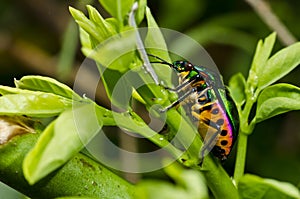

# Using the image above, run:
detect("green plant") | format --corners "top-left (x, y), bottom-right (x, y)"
top-left (229, 33), bottom-right (300, 183)
top-left (0, 0), bottom-right (299, 198)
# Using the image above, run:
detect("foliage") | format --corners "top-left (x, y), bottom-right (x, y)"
top-left (0, 0), bottom-right (300, 199)
top-left (238, 174), bottom-right (300, 199)
top-left (135, 161), bottom-right (208, 199)
top-left (229, 33), bottom-right (300, 184)
top-left (0, 128), bottom-right (134, 198)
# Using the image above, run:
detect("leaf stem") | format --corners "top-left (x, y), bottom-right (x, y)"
top-left (233, 132), bottom-right (248, 182)
top-left (233, 88), bottom-right (259, 182)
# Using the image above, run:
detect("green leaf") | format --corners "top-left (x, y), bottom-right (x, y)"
top-left (248, 32), bottom-right (276, 84)
top-left (98, 0), bottom-right (134, 23)
top-left (135, 0), bottom-right (147, 24)
top-left (164, 161), bottom-right (208, 199)
top-left (136, 180), bottom-right (189, 199)
top-left (86, 5), bottom-right (117, 39)
top-left (83, 29), bottom-right (137, 73)
top-left (258, 42), bottom-right (300, 90)
top-left (69, 7), bottom-right (103, 43)
top-left (145, 7), bottom-right (169, 60)
top-left (23, 102), bottom-right (104, 184)
top-left (75, 7), bottom-right (141, 107)
top-left (78, 27), bottom-right (92, 49)
top-left (0, 85), bottom-right (30, 95)
top-left (22, 100), bottom-right (181, 185)
top-left (256, 83), bottom-right (300, 123)
top-left (70, 6), bottom-right (117, 44)
top-left (238, 174), bottom-right (300, 199)
top-left (135, 162), bottom-right (208, 199)
top-left (229, 73), bottom-right (246, 106)
top-left (244, 32), bottom-right (276, 98)
top-left (15, 75), bottom-right (82, 100)
top-left (0, 93), bottom-right (72, 117)
top-left (144, 7), bottom-right (172, 87)
top-left (99, 67), bottom-right (131, 109)
top-left (55, 197), bottom-right (98, 199)
top-left (80, 19), bottom-right (136, 108)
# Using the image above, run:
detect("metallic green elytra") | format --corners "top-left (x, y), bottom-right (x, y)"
top-left (149, 54), bottom-right (239, 161)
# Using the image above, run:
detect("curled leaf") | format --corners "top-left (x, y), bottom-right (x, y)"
top-left (0, 116), bottom-right (35, 145)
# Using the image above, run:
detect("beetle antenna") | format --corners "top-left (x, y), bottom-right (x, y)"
top-left (147, 54), bottom-right (173, 67)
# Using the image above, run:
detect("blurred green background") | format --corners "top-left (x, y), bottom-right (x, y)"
top-left (0, 0), bottom-right (299, 197)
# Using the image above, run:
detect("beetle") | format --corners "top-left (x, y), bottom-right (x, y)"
top-left (149, 54), bottom-right (239, 161)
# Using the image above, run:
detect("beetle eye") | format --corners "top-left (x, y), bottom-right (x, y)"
top-left (185, 62), bottom-right (193, 70)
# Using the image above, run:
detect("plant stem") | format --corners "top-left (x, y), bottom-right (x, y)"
top-left (233, 132), bottom-right (248, 182)
top-left (233, 88), bottom-right (258, 182)
top-left (200, 156), bottom-right (239, 199)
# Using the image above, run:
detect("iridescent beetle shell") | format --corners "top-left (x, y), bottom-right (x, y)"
top-left (150, 56), bottom-right (239, 161)
top-left (173, 61), bottom-right (239, 161)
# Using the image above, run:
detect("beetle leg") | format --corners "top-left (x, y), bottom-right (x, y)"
top-left (160, 87), bottom-right (210, 112)
top-left (160, 87), bottom-right (196, 112)
top-left (198, 118), bottom-right (222, 165)
top-left (164, 74), bottom-right (200, 92)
